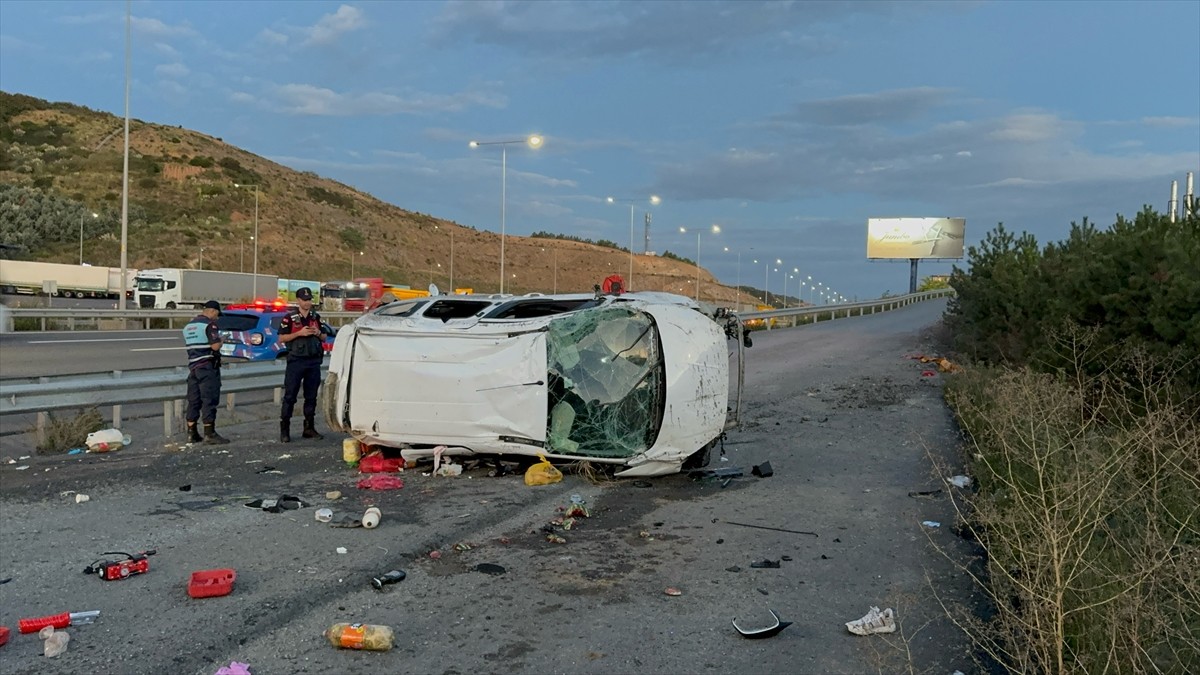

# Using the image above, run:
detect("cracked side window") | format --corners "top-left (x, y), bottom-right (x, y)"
top-left (545, 306), bottom-right (664, 458)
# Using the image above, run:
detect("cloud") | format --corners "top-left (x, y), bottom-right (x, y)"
top-left (155, 62), bottom-right (189, 79)
top-left (777, 87), bottom-right (956, 127)
top-left (229, 91), bottom-right (256, 104)
top-left (153, 42), bottom-right (181, 59)
top-left (258, 28), bottom-right (288, 47)
top-left (269, 83), bottom-right (506, 116)
top-left (1141, 116), bottom-right (1199, 128)
top-left (430, 0), bottom-right (913, 63)
top-left (987, 113), bottom-right (1076, 143)
top-left (303, 5), bottom-right (366, 46)
top-left (131, 16), bottom-right (198, 39)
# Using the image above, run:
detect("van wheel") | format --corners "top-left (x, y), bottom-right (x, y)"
top-left (166, 302), bottom-right (177, 309)
top-left (682, 437), bottom-right (718, 470)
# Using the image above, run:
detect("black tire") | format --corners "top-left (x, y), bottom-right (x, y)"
top-left (166, 302), bottom-right (177, 309)
top-left (682, 437), bottom-right (717, 470)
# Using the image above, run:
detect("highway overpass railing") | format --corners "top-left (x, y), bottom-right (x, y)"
top-left (733, 288), bottom-right (953, 328)
top-left (0, 361), bottom-right (327, 444)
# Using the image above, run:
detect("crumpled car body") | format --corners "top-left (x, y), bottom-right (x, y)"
top-left (323, 291), bottom-right (738, 476)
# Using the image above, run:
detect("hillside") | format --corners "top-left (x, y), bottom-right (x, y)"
top-left (0, 91), bottom-right (760, 305)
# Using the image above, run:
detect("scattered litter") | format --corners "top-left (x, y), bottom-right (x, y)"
top-left (359, 451), bottom-right (405, 474)
top-left (39, 625), bottom-right (69, 657)
top-left (325, 622), bottom-right (394, 651)
top-left (336, 547), bottom-right (348, 555)
top-left (663, 587), bottom-right (682, 596)
top-left (18, 455), bottom-right (30, 460)
top-left (948, 475), bottom-right (972, 488)
top-left (546, 534), bottom-right (567, 544)
top-left (921, 370), bottom-right (937, 377)
top-left (720, 456), bottom-right (729, 462)
top-left (325, 491), bottom-right (342, 500)
top-left (921, 521), bottom-right (941, 528)
top-left (524, 454), bottom-right (563, 486)
top-left (0, 577), bottom-right (11, 584)
top-left (362, 507), bottom-right (381, 529)
top-left (254, 466), bottom-right (277, 474)
top-left (751, 461), bottom-right (774, 478)
top-left (371, 570), bottom-right (407, 590)
top-left (435, 462), bottom-right (463, 477)
top-left (473, 563), bottom-right (506, 576)
top-left (277, 454), bottom-right (293, 460)
top-left (0, 625), bottom-right (7, 646)
top-left (357, 474), bottom-right (404, 491)
top-left (498, 537), bottom-right (511, 545)
top-left (689, 467), bottom-right (743, 479)
top-left (74, 494), bottom-right (90, 504)
top-left (781, 555), bottom-right (793, 561)
top-left (244, 459), bottom-right (263, 464)
top-left (908, 489), bottom-right (942, 498)
top-left (60, 490), bottom-right (76, 497)
top-left (67, 448), bottom-right (84, 455)
top-left (85, 429), bottom-right (130, 453)
top-left (453, 542), bottom-right (473, 552)
top-left (631, 480), bottom-right (653, 488)
top-left (565, 496), bottom-right (589, 518)
top-left (638, 531), bottom-right (653, 540)
top-left (431, 445), bottom-right (447, 474)
top-left (14, 466), bottom-right (29, 471)
top-left (342, 438), bottom-right (362, 465)
top-left (725, 566), bottom-right (741, 573)
top-left (756, 588), bottom-right (769, 596)
top-left (846, 606), bottom-right (896, 636)
top-left (329, 515), bottom-right (362, 528)
top-left (179, 485), bottom-right (192, 492)
top-left (750, 559), bottom-right (781, 569)
top-left (429, 550), bottom-right (442, 560)
top-left (723, 521), bottom-right (818, 537)
top-left (3, 457), bottom-right (14, 464)
top-left (315, 508), bottom-right (334, 523)
top-left (732, 609), bottom-right (793, 639)
top-left (188, 569), bottom-right (235, 598)
top-left (214, 662), bottom-right (252, 675)
top-left (244, 495), bottom-right (309, 513)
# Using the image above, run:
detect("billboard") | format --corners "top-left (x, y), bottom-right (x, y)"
top-left (867, 217), bottom-right (965, 259)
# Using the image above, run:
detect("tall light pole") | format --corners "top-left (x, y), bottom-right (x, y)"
top-left (806, 275), bottom-right (813, 304)
top-left (469, 135), bottom-right (543, 294)
top-left (235, 183), bottom-right (259, 298)
top-left (79, 211), bottom-right (97, 265)
top-left (607, 195), bottom-right (661, 290)
top-left (679, 224), bottom-right (719, 302)
top-left (118, 0), bottom-right (131, 310)
top-left (351, 250), bottom-right (362, 278)
top-left (199, 247), bottom-right (205, 270)
top-left (724, 246), bottom-right (742, 311)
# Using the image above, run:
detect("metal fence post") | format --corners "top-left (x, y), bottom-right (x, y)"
top-left (274, 387), bottom-right (282, 405)
top-left (163, 400), bottom-right (172, 437)
top-left (226, 392), bottom-right (235, 414)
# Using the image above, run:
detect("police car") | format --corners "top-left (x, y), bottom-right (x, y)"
top-left (217, 300), bottom-right (335, 361)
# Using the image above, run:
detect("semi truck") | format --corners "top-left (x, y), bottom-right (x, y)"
top-left (134, 268), bottom-right (278, 309)
top-left (1, 260), bottom-right (115, 298)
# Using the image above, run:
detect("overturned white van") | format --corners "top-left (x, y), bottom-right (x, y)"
top-left (322, 290), bottom-right (747, 477)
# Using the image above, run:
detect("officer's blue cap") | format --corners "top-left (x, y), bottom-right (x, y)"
top-left (203, 300), bottom-right (222, 315)
top-left (296, 287), bottom-right (313, 301)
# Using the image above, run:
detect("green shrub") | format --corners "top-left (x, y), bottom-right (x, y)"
top-left (35, 408), bottom-right (105, 453)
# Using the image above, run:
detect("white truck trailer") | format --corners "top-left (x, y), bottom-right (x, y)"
top-left (0, 260), bottom-right (111, 298)
top-left (134, 268), bottom-right (279, 309)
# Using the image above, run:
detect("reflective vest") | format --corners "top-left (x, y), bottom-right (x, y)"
top-left (183, 316), bottom-right (217, 368)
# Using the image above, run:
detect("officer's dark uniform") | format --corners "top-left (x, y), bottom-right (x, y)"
top-left (279, 287), bottom-right (327, 442)
top-left (183, 300), bottom-right (230, 445)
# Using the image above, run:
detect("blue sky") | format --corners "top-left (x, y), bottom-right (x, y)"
top-left (1, 0), bottom-right (1197, 300)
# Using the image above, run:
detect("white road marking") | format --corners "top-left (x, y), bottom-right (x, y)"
top-left (130, 347), bottom-right (190, 352)
top-left (28, 337), bottom-right (177, 344)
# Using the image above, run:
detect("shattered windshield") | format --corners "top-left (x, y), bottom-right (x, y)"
top-left (545, 306), bottom-right (664, 458)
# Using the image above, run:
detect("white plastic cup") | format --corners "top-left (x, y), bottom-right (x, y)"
top-left (362, 507), bottom-right (381, 529)
top-left (315, 508), bottom-right (333, 523)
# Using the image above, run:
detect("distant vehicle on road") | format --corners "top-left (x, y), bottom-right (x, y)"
top-left (323, 290), bottom-right (750, 476)
top-left (135, 268), bottom-right (278, 310)
top-left (217, 300), bottom-right (335, 361)
top-left (0, 260), bottom-right (134, 299)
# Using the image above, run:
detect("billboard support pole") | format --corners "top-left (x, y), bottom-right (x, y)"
top-left (909, 259), bottom-right (919, 294)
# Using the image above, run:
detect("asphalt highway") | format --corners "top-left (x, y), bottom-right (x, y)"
top-left (0, 330), bottom-right (187, 379)
top-left (0, 298), bottom-right (985, 674)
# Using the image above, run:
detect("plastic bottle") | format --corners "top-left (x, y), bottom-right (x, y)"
top-left (325, 623), bottom-right (394, 651)
top-left (362, 507), bottom-right (381, 529)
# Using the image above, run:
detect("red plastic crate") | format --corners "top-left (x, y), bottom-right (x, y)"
top-left (187, 569), bottom-right (236, 598)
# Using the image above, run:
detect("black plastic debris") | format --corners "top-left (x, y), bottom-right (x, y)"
top-left (371, 570), bottom-right (406, 590)
top-left (751, 462), bottom-right (774, 478)
top-left (756, 588), bottom-right (769, 596)
top-left (254, 466), bottom-right (277, 474)
top-left (732, 609), bottom-right (793, 639)
top-left (329, 515), bottom-right (363, 528)
top-left (178, 485), bottom-right (192, 492)
top-left (750, 559), bottom-right (781, 569)
top-left (907, 489), bottom-right (943, 498)
top-left (244, 494), bottom-right (310, 513)
top-left (474, 563), bottom-right (507, 576)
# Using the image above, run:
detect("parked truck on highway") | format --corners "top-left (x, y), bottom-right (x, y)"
top-left (1, 260), bottom-right (112, 298)
top-left (134, 268), bottom-right (278, 309)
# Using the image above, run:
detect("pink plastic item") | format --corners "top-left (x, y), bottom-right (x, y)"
top-left (357, 474), bottom-right (404, 490)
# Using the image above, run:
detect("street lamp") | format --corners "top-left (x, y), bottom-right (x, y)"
top-left (435, 225), bottom-right (455, 291)
top-left (606, 195), bottom-right (662, 290)
top-left (235, 183), bottom-right (259, 298)
top-left (469, 135), bottom-right (543, 294)
top-left (679, 224), bottom-right (719, 301)
top-left (806, 275), bottom-right (814, 304)
top-left (351, 250), bottom-right (363, 278)
top-left (724, 246), bottom-right (742, 311)
top-left (79, 211), bottom-right (97, 265)
top-left (428, 263), bottom-right (442, 286)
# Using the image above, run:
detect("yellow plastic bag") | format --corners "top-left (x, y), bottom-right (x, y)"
top-left (524, 454), bottom-right (563, 486)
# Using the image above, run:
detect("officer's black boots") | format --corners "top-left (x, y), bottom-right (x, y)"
top-left (280, 420), bottom-right (291, 443)
top-left (203, 422), bottom-right (230, 445)
top-left (302, 416), bottom-right (323, 440)
top-left (187, 422), bottom-right (202, 444)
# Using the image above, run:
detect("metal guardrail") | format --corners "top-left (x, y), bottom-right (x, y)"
top-left (1, 308), bottom-right (363, 331)
top-left (734, 289), bottom-right (953, 328)
top-left (0, 361), bottom-right (326, 442)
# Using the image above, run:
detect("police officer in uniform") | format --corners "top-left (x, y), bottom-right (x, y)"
top-left (183, 300), bottom-right (230, 444)
top-left (278, 287), bottom-right (329, 442)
